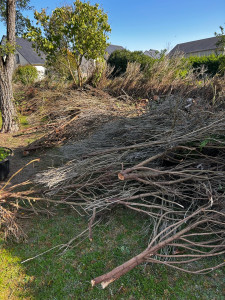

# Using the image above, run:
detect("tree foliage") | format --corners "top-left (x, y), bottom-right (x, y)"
top-left (25, 0), bottom-right (111, 86)
top-left (107, 50), bottom-right (170, 77)
top-left (215, 25), bottom-right (225, 53)
top-left (0, 0), bottom-right (32, 36)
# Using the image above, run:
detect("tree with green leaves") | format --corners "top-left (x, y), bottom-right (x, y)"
top-left (25, 0), bottom-right (111, 87)
top-left (215, 25), bottom-right (225, 53)
top-left (0, 0), bottom-right (32, 36)
top-left (0, 0), bottom-right (31, 132)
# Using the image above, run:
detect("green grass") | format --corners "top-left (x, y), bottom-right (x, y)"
top-left (19, 115), bottom-right (29, 127)
top-left (0, 148), bottom-right (11, 161)
top-left (0, 112), bottom-right (29, 129)
top-left (0, 209), bottom-right (225, 300)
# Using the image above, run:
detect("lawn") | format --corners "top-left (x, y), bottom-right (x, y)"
top-left (1, 209), bottom-right (224, 300)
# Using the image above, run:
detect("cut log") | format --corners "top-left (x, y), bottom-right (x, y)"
top-left (91, 214), bottom-right (209, 288)
top-left (91, 248), bottom-right (150, 288)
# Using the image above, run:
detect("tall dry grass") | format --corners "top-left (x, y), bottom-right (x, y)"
top-left (89, 60), bottom-right (114, 89)
top-left (91, 54), bottom-right (225, 104)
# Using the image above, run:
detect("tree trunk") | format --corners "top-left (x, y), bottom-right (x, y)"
top-left (0, 0), bottom-right (19, 133)
top-left (0, 72), bottom-right (19, 132)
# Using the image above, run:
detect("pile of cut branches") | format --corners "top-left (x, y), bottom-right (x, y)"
top-left (36, 99), bottom-right (225, 287)
top-left (0, 160), bottom-right (52, 241)
top-left (20, 87), bottom-right (135, 153)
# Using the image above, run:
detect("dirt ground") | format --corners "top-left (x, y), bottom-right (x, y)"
top-left (0, 133), bottom-right (62, 187)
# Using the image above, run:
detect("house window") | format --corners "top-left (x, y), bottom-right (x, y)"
top-left (15, 54), bottom-right (20, 64)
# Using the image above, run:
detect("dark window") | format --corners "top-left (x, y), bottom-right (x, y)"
top-left (15, 54), bottom-right (20, 64)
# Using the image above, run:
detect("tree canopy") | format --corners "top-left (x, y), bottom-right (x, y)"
top-left (25, 0), bottom-right (111, 86)
top-left (215, 25), bottom-right (225, 53)
top-left (0, 0), bottom-right (32, 36)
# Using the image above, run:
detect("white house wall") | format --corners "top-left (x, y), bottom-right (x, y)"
top-left (35, 66), bottom-right (46, 80)
top-left (14, 51), bottom-right (46, 80)
top-left (185, 49), bottom-right (224, 57)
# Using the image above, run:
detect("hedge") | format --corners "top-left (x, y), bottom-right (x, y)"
top-left (108, 50), bottom-right (156, 76)
top-left (108, 50), bottom-right (225, 78)
top-left (186, 54), bottom-right (225, 76)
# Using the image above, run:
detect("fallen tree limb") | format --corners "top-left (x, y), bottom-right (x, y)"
top-left (91, 205), bottom-right (225, 288)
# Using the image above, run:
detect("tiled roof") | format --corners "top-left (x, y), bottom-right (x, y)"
top-left (169, 36), bottom-right (220, 56)
top-left (106, 44), bottom-right (124, 55)
top-left (144, 49), bottom-right (160, 59)
top-left (16, 37), bottom-right (45, 65)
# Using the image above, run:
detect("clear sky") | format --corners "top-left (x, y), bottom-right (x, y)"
top-left (0, 0), bottom-right (225, 52)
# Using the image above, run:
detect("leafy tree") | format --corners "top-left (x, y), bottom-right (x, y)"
top-left (25, 0), bottom-right (111, 86)
top-left (215, 25), bottom-right (225, 53)
top-left (108, 49), bottom-right (131, 75)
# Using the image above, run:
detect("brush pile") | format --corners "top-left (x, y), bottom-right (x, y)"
top-left (0, 160), bottom-right (53, 241)
top-left (36, 96), bottom-right (225, 288)
top-left (21, 86), bottom-right (135, 153)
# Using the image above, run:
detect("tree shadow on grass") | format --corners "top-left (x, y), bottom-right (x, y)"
top-left (1, 208), bottom-right (225, 300)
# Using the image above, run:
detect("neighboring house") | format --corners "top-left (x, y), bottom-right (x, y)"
top-left (1, 37), bottom-right (125, 79)
top-left (144, 49), bottom-right (160, 59)
top-left (169, 36), bottom-right (225, 57)
top-left (1, 36), bottom-right (46, 79)
top-left (14, 37), bottom-right (46, 79)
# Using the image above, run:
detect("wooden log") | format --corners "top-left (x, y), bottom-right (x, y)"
top-left (91, 215), bottom-right (208, 288)
top-left (91, 248), bottom-right (150, 288)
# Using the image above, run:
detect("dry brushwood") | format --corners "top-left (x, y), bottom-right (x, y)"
top-left (92, 203), bottom-right (225, 288)
top-left (0, 160), bottom-right (53, 240)
top-left (35, 103), bottom-right (225, 287)
top-left (20, 86), bottom-right (135, 153)
top-left (23, 113), bottom-right (80, 153)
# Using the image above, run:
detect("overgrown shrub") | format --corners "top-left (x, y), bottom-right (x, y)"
top-left (13, 65), bottom-right (38, 85)
top-left (46, 53), bottom-right (77, 83)
top-left (144, 55), bottom-right (191, 80)
top-left (107, 55), bottom-right (225, 104)
top-left (108, 49), bottom-right (156, 76)
top-left (187, 54), bottom-right (225, 76)
top-left (46, 52), bottom-right (95, 86)
top-left (89, 59), bottom-right (114, 88)
top-left (219, 55), bottom-right (225, 75)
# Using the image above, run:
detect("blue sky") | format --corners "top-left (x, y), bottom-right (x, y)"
top-left (0, 0), bottom-right (224, 51)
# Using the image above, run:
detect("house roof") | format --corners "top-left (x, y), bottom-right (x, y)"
top-left (169, 36), bottom-right (220, 56)
top-left (106, 44), bottom-right (124, 55)
top-left (144, 49), bottom-right (160, 59)
top-left (16, 37), bottom-right (45, 65)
